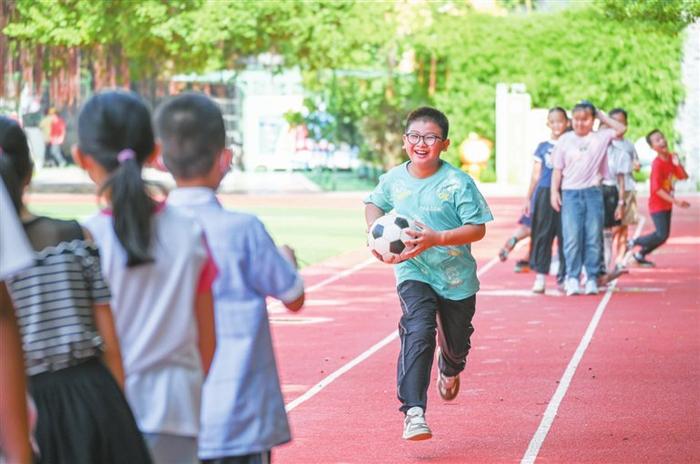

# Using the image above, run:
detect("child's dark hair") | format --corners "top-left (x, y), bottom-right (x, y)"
top-left (548, 107), bottom-right (568, 119)
top-left (646, 128), bottom-right (662, 147)
top-left (609, 108), bottom-right (628, 120)
top-left (0, 117), bottom-right (33, 214)
top-left (572, 100), bottom-right (596, 118)
top-left (77, 91), bottom-right (156, 267)
top-left (405, 107), bottom-right (449, 139)
top-left (154, 92), bottom-right (226, 179)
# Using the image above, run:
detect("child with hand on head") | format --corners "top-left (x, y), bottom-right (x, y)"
top-left (526, 107), bottom-right (569, 293)
top-left (599, 108), bottom-right (637, 274)
top-left (1, 116), bottom-right (151, 464)
top-left (364, 107), bottom-right (492, 441)
top-left (628, 129), bottom-right (689, 267)
top-left (550, 101), bottom-right (626, 296)
top-left (74, 91), bottom-right (217, 464)
top-left (155, 93), bottom-right (304, 464)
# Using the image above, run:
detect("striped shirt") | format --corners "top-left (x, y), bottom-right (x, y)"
top-left (8, 218), bottom-right (111, 376)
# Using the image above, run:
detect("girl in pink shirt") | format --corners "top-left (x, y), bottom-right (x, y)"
top-left (550, 101), bottom-right (626, 296)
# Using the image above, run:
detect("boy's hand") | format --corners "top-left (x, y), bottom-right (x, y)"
top-left (674, 198), bottom-right (690, 208)
top-left (551, 191), bottom-right (561, 212)
top-left (400, 221), bottom-right (441, 260)
top-left (370, 249), bottom-right (403, 264)
top-left (278, 245), bottom-right (299, 269)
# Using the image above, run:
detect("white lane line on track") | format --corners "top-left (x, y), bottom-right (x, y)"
top-left (520, 217), bottom-right (645, 464)
top-left (285, 250), bottom-right (502, 412)
top-left (269, 257), bottom-right (376, 314)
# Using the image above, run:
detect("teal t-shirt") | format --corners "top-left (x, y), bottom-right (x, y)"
top-left (364, 161), bottom-right (493, 300)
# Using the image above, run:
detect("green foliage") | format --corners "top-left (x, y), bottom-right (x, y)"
top-left (4, 0), bottom-right (688, 171)
top-left (595, 0), bottom-right (700, 31)
top-left (427, 5), bottom-right (685, 166)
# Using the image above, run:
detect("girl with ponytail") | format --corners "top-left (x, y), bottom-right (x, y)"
top-left (0, 116), bottom-right (151, 463)
top-left (76, 91), bottom-right (216, 463)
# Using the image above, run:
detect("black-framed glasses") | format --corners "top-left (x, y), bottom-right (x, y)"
top-left (405, 133), bottom-right (442, 146)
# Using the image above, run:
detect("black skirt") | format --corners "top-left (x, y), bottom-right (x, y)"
top-left (29, 358), bottom-right (152, 464)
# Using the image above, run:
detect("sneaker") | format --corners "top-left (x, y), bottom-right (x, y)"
top-left (584, 279), bottom-right (599, 295)
top-left (514, 259), bottom-right (530, 273)
top-left (532, 273), bottom-right (546, 294)
top-left (437, 371), bottom-right (460, 401)
top-left (626, 239), bottom-right (635, 253)
top-left (565, 278), bottom-right (581, 296)
top-left (633, 252), bottom-right (655, 267)
top-left (403, 407), bottom-right (432, 441)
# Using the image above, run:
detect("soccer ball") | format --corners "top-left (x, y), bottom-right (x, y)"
top-left (368, 214), bottom-right (414, 263)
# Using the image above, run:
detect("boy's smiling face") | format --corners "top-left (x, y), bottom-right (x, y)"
top-left (403, 119), bottom-right (450, 177)
top-left (649, 131), bottom-right (668, 153)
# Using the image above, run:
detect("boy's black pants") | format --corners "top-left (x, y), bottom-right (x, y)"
top-left (529, 187), bottom-right (566, 280)
top-left (634, 210), bottom-right (672, 256)
top-left (396, 280), bottom-right (475, 413)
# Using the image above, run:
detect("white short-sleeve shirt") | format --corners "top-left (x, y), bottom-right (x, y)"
top-left (84, 204), bottom-right (213, 437)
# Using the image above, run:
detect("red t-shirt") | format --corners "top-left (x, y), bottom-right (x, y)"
top-left (648, 154), bottom-right (688, 213)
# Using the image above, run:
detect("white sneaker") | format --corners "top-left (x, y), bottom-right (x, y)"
top-left (584, 279), bottom-right (599, 295)
top-left (402, 407), bottom-right (432, 441)
top-left (532, 273), bottom-right (546, 294)
top-left (565, 278), bottom-right (581, 296)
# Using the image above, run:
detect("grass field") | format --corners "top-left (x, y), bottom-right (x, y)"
top-left (27, 193), bottom-right (367, 267)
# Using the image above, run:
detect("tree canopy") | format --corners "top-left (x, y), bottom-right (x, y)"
top-left (2, 0), bottom-right (695, 172)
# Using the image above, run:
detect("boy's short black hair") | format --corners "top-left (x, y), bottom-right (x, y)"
top-left (405, 107), bottom-right (449, 139)
top-left (646, 128), bottom-right (662, 147)
top-left (154, 92), bottom-right (226, 179)
top-left (572, 100), bottom-right (596, 118)
top-left (609, 108), bottom-right (628, 120)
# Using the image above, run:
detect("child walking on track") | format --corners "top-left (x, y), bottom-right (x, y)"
top-left (364, 107), bottom-right (493, 441)
top-left (73, 91), bottom-right (217, 464)
top-left (0, 116), bottom-right (151, 464)
top-left (156, 93), bottom-right (305, 464)
top-left (526, 107), bottom-right (568, 293)
top-left (550, 101), bottom-right (626, 296)
top-left (628, 129), bottom-right (689, 267)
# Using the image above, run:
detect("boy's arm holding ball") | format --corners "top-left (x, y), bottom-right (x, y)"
top-left (400, 222), bottom-right (486, 261)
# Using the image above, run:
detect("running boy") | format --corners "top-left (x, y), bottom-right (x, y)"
top-left (155, 93), bottom-right (305, 464)
top-left (628, 129), bottom-right (689, 267)
top-left (364, 107), bottom-right (493, 441)
top-left (551, 101), bottom-right (626, 296)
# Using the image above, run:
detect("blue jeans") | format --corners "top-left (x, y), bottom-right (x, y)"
top-left (561, 187), bottom-right (604, 281)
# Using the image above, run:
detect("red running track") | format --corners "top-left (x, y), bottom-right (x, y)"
top-left (270, 196), bottom-right (699, 464)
